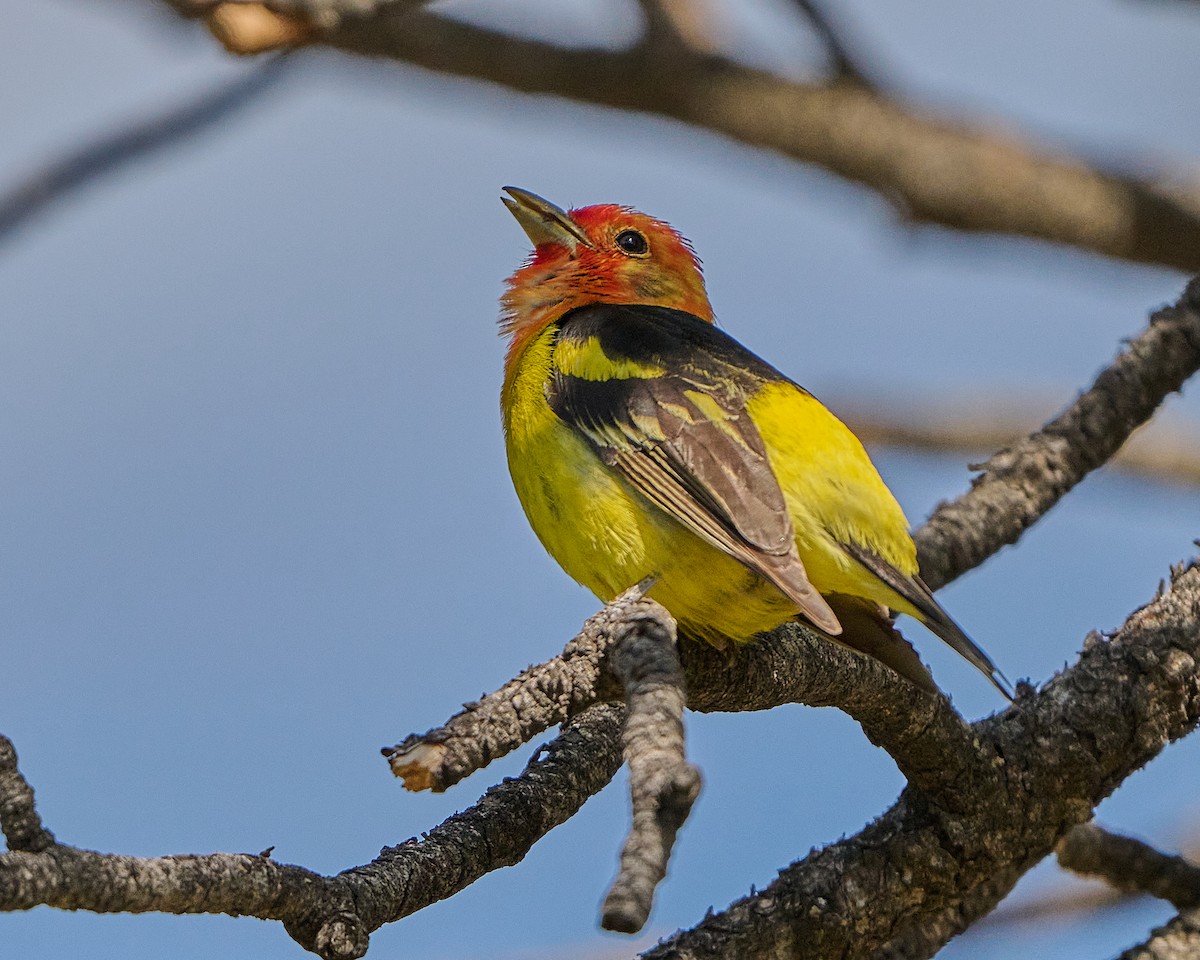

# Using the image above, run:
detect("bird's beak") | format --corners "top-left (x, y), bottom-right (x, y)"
top-left (502, 186), bottom-right (593, 253)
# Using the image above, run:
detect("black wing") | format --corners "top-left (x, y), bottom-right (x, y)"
top-left (547, 304), bottom-right (841, 635)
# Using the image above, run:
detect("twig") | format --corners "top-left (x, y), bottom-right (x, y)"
top-left (600, 599), bottom-right (700, 933)
top-left (383, 583), bottom-right (645, 792)
top-left (790, 0), bottom-right (879, 87)
top-left (0, 737), bottom-right (54, 853)
top-left (0, 57), bottom-right (291, 247)
top-left (1058, 822), bottom-right (1200, 910)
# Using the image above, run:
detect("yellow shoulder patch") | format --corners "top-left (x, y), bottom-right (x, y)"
top-left (553, 336), bottom-right (664, 382)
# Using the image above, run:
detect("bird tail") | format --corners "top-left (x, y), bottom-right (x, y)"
top-left (823, 594), bottom-right (938, 696)
top-left (840, 542), bottom-right (1013, 700)
top-left (917, 598), bottom-right (1013, 700)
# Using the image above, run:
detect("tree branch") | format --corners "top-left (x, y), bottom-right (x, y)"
top-left (646, 558), bottom-right (1200, 960)
top-left (173, 2), bottom-right (1200, 273)
top-left (0, 56), bottom-right (291, 248)
top-left (1058, 822), bottom-right (1200, 910)
top-left (601, 599), bottom-right (700, 934)
top-left (789, 0), bottom-right (880, 87)
top-left (1116, 910), bottom-right (1200, 960)
top-left (383, 583), bottom-right (644, 792)
top-left (1, 706), bottom-right (624, 959)
top-left (0, 738), bottom-right (55, 854)
top-left (915, 276), bottom-right (1200, 589)
top-left (840, 401), bottom-right (1200, 489)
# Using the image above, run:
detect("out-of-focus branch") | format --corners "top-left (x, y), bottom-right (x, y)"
top-left (170, 2), bottom-right (1200, 273)
top-left (840, 400), bottom-right (1200, 488)
top-left (1058, 822), bottom-right (1200, 910)
top-left (0, 57), bottom-right (290, 248)
top-left (789, 0), bottom-right (880, 87)
top-left (985, 822), bottom-right (1200, 927)
top-left (915, 277), bottom-right (1200, 589)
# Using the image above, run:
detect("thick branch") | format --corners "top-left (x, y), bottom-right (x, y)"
top-left (646, 559), bottom-right (1200, 960)
top-left (180, 3), bottom-right (1200, 273)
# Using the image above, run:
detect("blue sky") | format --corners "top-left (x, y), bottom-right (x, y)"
top-left (3, 1), bottom-right (1200, 958)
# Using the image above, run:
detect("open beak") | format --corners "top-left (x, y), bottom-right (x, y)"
top-left (502, 186), bottom-right (593, 253)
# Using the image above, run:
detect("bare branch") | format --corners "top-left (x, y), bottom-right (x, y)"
top-left (0, 705), bottom-right (624, 959)
top-left (1058, 822), bottom-right (1200, 910)
top-left (980, 882), bottom-right (1127, 926)
top-left (0, 57), bottom-right (290, 247)
top-left (601, 600), bottom-right (700, 934)
top-left (652, 0), bottom-right (721, 55)
top-left (159, 4), bottom-right (1200, 273)
top-left (915, 277), bottom-right (1200, 589)
top-left (840, 402), bottom-right (1200, 488)
top-left (646, 559), bottom-right (1200, 960)
top-left (383, 583), bottom-right (649, 792)
top-left (0, 737), bottom-right (54, 854)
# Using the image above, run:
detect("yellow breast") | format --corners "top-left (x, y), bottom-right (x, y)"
top-left (505, 327), bottom-right (798, 644)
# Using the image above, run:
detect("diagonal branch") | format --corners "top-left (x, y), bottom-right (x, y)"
top-left (915, 276), bottom-right (1200, 589)
top-left (172, 2), bottom-right (1200, 273)
top-left (0, 56), bottom-right (291, 248)
top-left (646, 558), bottom-right (1200, 960)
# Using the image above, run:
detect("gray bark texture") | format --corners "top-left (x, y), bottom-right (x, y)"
top-left (3, 279), bottom-right (1200, 958)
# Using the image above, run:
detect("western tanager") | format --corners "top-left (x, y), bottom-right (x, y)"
top-left (499, 186), bottom-right (1007, 696)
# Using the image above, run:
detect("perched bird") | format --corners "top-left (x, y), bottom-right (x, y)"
top-left (499, 186), bottom-right (1008, 697)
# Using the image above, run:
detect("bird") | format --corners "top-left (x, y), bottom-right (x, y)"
top-left (498, 186), bottom-right (1009, 697)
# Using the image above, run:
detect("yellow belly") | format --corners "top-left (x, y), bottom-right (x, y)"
top-left (502, 329), bottom-right (922, 644)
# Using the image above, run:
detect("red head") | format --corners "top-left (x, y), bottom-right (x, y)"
top-left (500, 187), bottom-right (712, 364)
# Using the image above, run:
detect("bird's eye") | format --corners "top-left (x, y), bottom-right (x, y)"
top-left (614, 229), bottom-right (649, 257)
